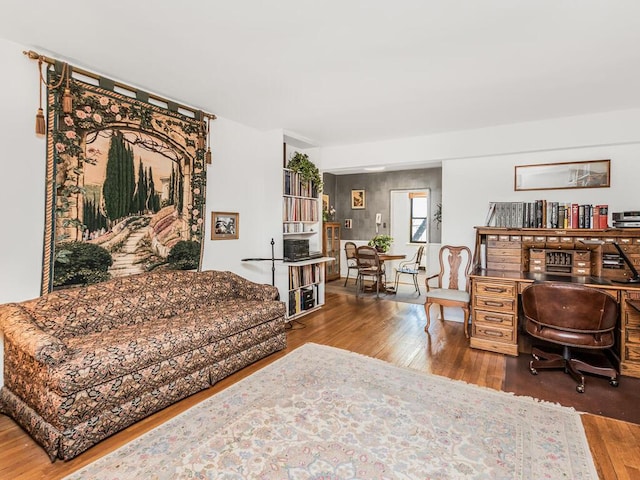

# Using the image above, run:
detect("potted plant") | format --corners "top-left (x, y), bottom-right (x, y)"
top-left (287, 151), bottom-right (323, 191)
top-left (368, 234), bottom-right (393, 253)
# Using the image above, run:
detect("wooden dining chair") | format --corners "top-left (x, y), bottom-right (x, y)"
top-left (424, 245), bottom-right (472, 337)
top-left (344, 241), bottom-right (359, 286)
top-left (355, 245), bottom-right (385, 298)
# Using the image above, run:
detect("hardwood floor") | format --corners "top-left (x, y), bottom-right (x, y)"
top-left (1, 291), bottom-right (639, 479)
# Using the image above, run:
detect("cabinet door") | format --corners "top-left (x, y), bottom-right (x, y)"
top-left (324, 223), bottom-right (341, 280)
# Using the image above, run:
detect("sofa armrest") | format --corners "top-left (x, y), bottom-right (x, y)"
top-left (0, 304), bottom-right (68, 366)
top-left (230, 273), bottom-right (281, 301)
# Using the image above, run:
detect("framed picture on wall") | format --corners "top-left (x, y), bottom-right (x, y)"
top-left (351, 189), bottom-right (365, 209)
top-left (322, 194), bottom-right (329, 212)
top-left (344, 219), bottom-right (353, 229)
top-left (514, 159), bottom-right (611, 191)
top-left (211, 212), bottom-right (239, 240)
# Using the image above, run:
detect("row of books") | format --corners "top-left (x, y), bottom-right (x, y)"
top-left (283, 197), bottom-right (318, 222)
top-left (486, 201), bottom-right (609, 229)
top-left (283, 170), bottom-right (318, 198)
top-left (287, 285), bottom-right (318, 316)
top-left (288, 264), bottom-right (322, 289)
top-left (283, 222), bottom-right (314, 234)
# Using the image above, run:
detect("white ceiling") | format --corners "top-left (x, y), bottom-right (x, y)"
top-left (2, 1), bottom-right (640, 147)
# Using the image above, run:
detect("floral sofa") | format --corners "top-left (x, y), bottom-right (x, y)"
top-left (0, 269), bottom-right (286, 461)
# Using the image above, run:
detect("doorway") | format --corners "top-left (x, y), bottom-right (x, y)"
top-left (390, 189), bottom-right (429, 270)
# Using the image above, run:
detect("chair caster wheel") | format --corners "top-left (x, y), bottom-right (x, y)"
top-left (529, 364), bottom-right (537, 375)
top-left (576, 384), bottom-right (585, 393)
top-left (610, 379), bottom-right (619, 387)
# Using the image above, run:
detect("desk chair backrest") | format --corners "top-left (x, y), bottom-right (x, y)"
top-left (521, 282), bottom-right (617, 339)
top-left (435, 245), bottom-right (472, 293)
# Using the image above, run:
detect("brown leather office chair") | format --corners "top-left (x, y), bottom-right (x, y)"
top-left (355, 245), bottom-right (385, 298)
top-left (521, 282), bottom-right (619, 393)
top-left (344, 241), bottom-right (359, 286)
top-left (424, 245), bottom-right (472, 337)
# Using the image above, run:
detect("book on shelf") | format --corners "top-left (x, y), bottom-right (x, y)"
top-left (485, 201), bottom-right (609, 229)
top-left (283, 169), bottom-right (318, 198)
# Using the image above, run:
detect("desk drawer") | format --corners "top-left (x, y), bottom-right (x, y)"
top-left (473, 324), bottom-right (516, 343)
top-left (624, 344), bottom-right (640, 362)
top-left (474, 310), bottom-right (515, 327)
top-left (474, 282), bottom-right (516, 298)
top-left (626, 327), bottom-right (640, 345)
top-left (572, 267), bottom-right (591, 275)
top-left (474, 296), bottom-right (516, 313)
top-left (624, 311), bottom-right (640, 328)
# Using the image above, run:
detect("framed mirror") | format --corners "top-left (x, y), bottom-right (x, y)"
top-left (515, 159), bottom-right (610, 191)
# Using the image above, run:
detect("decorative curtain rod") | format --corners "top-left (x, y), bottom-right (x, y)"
top-left (23, 49), bottom-right (216, 120)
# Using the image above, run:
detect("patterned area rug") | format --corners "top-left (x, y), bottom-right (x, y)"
top-left (65, 343), bottom-right (597, 479)
top-left (325, 278), bottom-right (427, 304)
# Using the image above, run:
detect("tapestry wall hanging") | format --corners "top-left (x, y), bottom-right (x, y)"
top-left (41, 64), bottom-right (209, 292)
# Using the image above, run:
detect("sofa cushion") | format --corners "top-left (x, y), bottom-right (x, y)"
top-left (20, 270), bottom-right (239, 338)
top-left (49, 299), bottom-right (285, 395)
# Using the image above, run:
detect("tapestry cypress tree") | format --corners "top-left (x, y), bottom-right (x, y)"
top-left (176, 167), bottom-right (184, 213)
top-left (147, 166), bottom-right (161, 212)
top-left (168, 165), bottom-right (175, 206)
top-left (103, 132), bottom-right (135, 222)
top-left (132, 158), bottom-right (145, 214)
top-left (82, 197), bottom-right (108, 237)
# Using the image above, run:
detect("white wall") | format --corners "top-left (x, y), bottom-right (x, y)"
top-left (0, 39), bottom-right (50, 387)
top-left (204, 119), bottom-right (283, 284)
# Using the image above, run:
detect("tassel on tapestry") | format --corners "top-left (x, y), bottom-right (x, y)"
top-left (62, 64), bottom-right (73, 113)
top-left (205, 116), bottom-right (212, 164)
top-left (32, 53), bottom-right (69, 135)
top-left (35, 57), bottom-right (46, 135)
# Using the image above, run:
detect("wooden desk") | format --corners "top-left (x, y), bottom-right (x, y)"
top-left (470, 269), bottom-right (640, 378)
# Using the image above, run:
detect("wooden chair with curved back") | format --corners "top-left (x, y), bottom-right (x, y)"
top-left (424, 245), bottom-right (472, 337)
top-left (344, 241), bottom-right (359, 286)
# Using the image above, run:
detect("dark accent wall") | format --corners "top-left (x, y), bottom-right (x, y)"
top-left (323, 167), bottom-right (442, 243)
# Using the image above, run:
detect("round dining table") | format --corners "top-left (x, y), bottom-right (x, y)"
top-left (371, 252), bottom-right (406, 293)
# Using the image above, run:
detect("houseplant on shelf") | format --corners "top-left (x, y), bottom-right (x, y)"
top-left (368, 234), bottom-right (393, 253)
top-left (287, 151), bottom-right (323, 191)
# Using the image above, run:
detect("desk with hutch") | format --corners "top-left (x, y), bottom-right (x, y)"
top-left (470, 226), bottom-right (640, 379)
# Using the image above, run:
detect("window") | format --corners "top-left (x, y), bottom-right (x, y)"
top-left (410, 192), bottom-right (428, 243)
